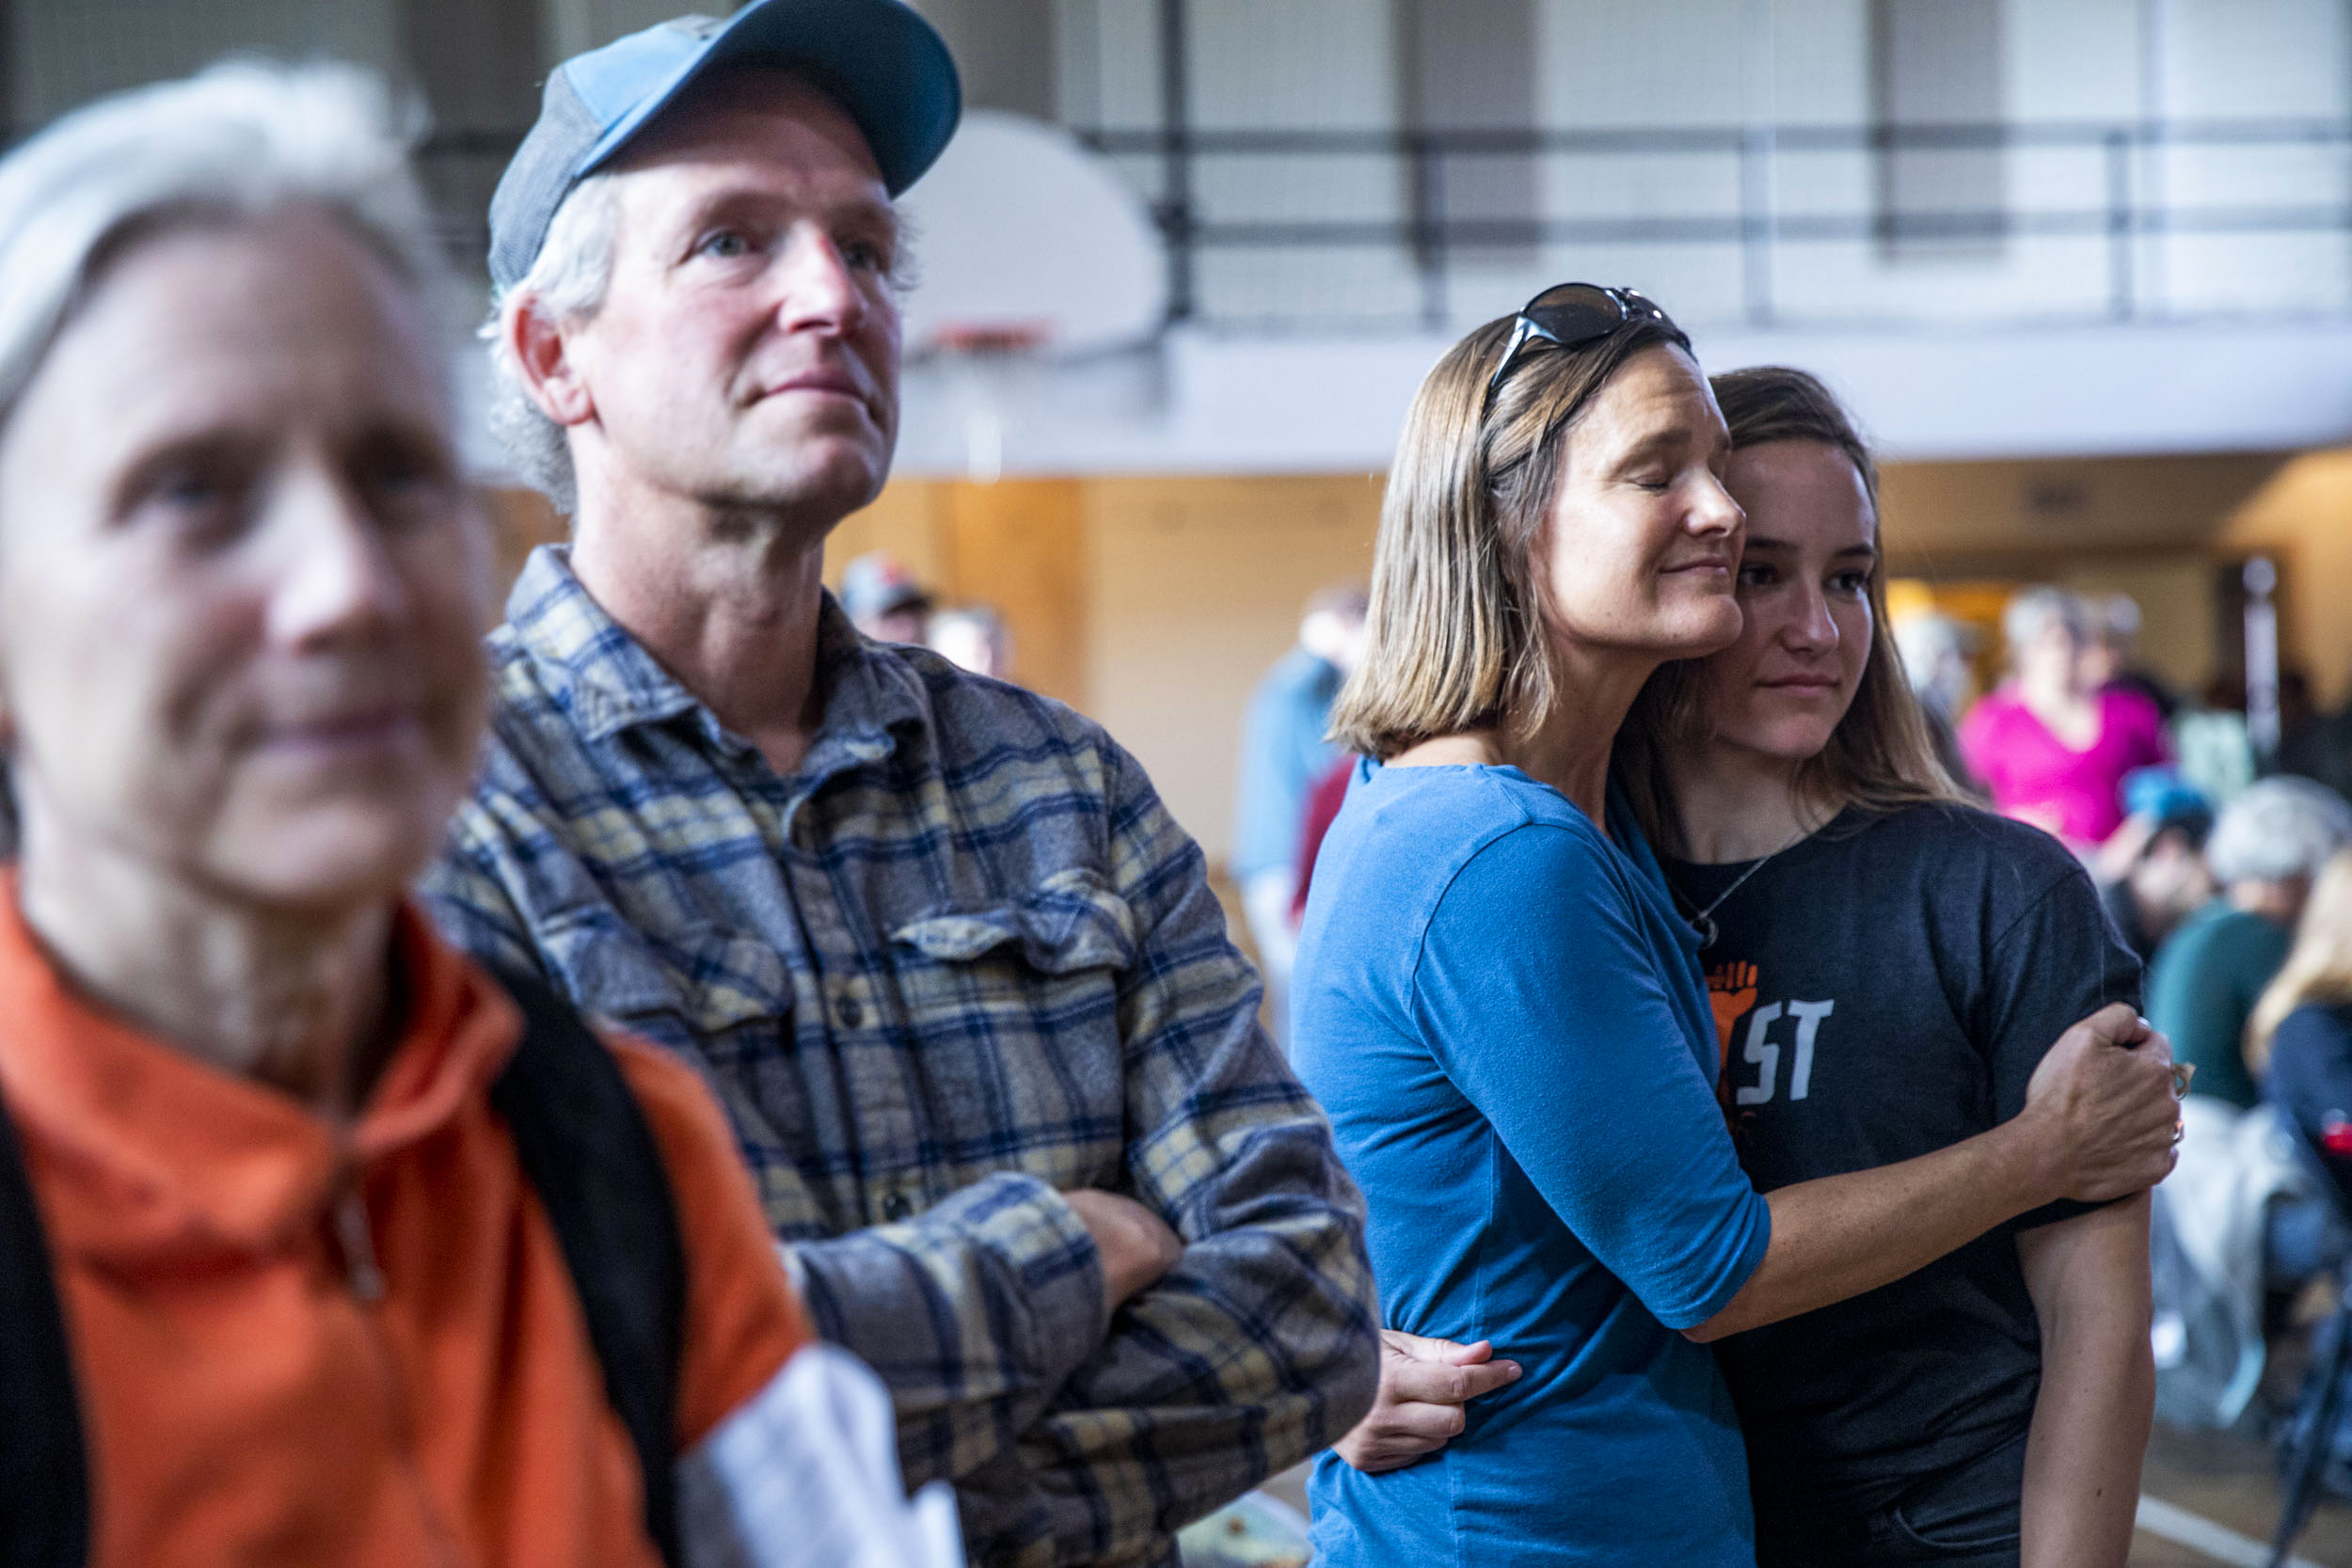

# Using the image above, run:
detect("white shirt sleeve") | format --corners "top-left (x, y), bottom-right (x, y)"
top-left (677, 1342), bottom-right (964, 1568)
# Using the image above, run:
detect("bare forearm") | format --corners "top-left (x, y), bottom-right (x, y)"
top-left (2021, 1329), bottom-right (2152, 1568)
top-left (2019, 1196), bottom-right (2155, 1568)
top-left (1690, 1118), bottom-right (2054, 1341)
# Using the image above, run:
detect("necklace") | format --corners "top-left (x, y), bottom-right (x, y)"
top-left (1670, 835), bottom-right (1801, 951)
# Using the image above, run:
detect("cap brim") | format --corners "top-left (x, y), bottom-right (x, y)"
top-left (579, 0), bottom-right (960, 197)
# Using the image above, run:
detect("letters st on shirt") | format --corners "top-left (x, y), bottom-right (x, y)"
top-left (1708, 960), bottom-right (1835, 1111)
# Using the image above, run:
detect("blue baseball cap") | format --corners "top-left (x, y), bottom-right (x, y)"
top-left (487, 0), bottom-right (961, 290)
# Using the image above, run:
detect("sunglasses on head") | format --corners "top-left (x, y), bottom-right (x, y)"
top-left (1483, 283), bottom-right (1676, 415)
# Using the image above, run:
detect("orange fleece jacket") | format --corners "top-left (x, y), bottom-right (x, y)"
top-left (0, 894), bottom-right (809, 1568)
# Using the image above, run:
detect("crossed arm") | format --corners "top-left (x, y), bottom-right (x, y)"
top-left (791, 769), bottom-right (1381, 1565)
top-left (425, 749), bottom-right (1382, 1566)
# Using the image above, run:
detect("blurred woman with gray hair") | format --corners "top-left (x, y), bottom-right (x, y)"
top-left (2147, 775), bottom-right (2352, 1109)
top-left (1958, 585), bottom-right (2170, 852)
top-left (0, 61), bottom-right (950, 1568)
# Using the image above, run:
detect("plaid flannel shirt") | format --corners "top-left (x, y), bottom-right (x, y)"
top-left (421, 547), bottom-right (1378, 1568)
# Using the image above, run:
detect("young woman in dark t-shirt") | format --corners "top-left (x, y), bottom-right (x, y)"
top-left (1336, 369), bottom-right (2162, 1568)
top-left (1632, 368), bottom-right (2154, 1568)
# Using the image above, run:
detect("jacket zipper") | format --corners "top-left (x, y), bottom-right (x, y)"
top-left (333, 1167), bottom-right (466, 1568)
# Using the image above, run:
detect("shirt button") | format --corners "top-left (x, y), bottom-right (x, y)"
top-left (836, 995), bottom-right (864, 1028)
top-left (881, 1192), bottom-right (914, 1222)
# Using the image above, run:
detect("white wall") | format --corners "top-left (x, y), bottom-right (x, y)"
top-left (891, 316), bottom-right (2352, 478)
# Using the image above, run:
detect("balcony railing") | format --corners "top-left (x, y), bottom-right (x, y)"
top-left (1073, 117), bottom-right (2352, 333)
top-left (92, 115), bottom-right (2345, 336)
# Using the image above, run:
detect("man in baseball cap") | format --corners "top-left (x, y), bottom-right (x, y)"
top-left (424, 6), bottom-right (1379, 1564)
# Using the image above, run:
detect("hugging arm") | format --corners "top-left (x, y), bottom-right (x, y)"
top-left (1683, 1000), bottom-right (2174, 1341)
top-left (1692, 850), bottom-right (2170, 1341)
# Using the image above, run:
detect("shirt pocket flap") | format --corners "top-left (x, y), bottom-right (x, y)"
top-left (539, 910), bottom-right (789, 1033)
top-left (889, 868), bottom-right (1137, 975)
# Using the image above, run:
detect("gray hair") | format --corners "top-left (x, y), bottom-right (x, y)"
top-left (2090, 592), bottom-right (2142, 642)
top-left (2208, 776), bottom-right (2352, 887)
top-left (482, 174), bottom-right (620, 516)
top-left (2001, 585), bottom-right (2087, 657)
top-left (0, 60), bottom-right (447, 432)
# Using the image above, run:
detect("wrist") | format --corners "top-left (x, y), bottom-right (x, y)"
top-left (1986, 1112), bottom-right (2065, 1214)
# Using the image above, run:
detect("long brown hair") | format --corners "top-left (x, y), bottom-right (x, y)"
top-left (1329, 307), bottom-right (1692, 759)
top-left (2248, 847), bottom-right (2352, 1078)
top-left (1616, 365), bottom-right (1965, 854)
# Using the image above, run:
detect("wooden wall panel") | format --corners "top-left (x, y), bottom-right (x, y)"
top-left (1085, 474), bottom-right (1384, 858)
top-left (486, 485), bottom-right (564, 605)
top-left (826, 481), bottom-right (947, 590)
top-left (2221, 450), bottom-right (2352, 705)
top-left (940, 480), bottom-right (1089, 709)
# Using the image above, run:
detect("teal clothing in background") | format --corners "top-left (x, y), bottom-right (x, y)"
top-left (1295, 763), bottom-right (1772, 1566)
top-left (1232, 647), bottom-right (1343, 879)
top-left (2146, 899), bottom-right (2290, 1109)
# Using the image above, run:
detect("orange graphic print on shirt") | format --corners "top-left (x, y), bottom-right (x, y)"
top-left (1707, 960), bottom-right (1759, 1126)
top-left (1707, 959), bottom-right (1759, 1055)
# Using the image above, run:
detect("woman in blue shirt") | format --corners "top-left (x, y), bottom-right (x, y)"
top-left (1291, 287), bottom-right (2184, 1565)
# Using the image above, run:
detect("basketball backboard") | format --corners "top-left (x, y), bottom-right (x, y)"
top-left (898, 108), bottom-right (1168, 358)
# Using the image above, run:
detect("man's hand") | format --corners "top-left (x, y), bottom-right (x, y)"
top-left (1332, 1331), bottom-right (1521, 1474)
top-left (2022, 1003), bottom-right (2181, 1204)
top-left (1064, 1190), bottom-right (1184, 1322)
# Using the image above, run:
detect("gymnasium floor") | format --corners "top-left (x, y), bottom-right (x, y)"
top-left (1239, 1421), bottom-right (2352, 1566)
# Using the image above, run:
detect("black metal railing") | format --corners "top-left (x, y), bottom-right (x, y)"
top-left (18, 113), bottom-right (2333, 334)
top-left (1073, 117), bottom-right (2352, 332)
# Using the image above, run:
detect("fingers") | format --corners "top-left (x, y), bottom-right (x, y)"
top-left (1334, 1399), bottom-right (1475, 1473)
top-left (1383, 1330), bottom-right (1491, 1364)
top-left (1389, 1354), bottom-right (1521, 1405)
top-left (2074, 1001), bottom-right (2151, 1048)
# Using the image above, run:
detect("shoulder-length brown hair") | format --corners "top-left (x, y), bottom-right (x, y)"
top-left (1615, 365), bottom-right (1965, 855)
top-left (1329, 308), bottom-right (1692, 760)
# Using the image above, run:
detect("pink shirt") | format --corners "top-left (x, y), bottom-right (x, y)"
top-left (1958, 684), bottom-right (2171, 847)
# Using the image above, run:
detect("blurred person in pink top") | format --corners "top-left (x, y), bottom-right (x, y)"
top-left (1959, 587), bottom-right (2170, 851)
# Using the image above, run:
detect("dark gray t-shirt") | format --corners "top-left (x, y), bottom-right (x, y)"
top-left (1664, 802), bottom-right (2140, 1518)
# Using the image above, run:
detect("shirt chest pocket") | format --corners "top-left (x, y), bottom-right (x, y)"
top-left (536, 908), bottom-right (790, 1043)
top-left (886, 868), bottom-right (1137, 1075)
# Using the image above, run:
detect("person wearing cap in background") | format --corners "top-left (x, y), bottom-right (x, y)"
top-left (2146, 776), bottom-right (2352, 1111)
top-left (840, 549), bottom-right (932, 643)
top-left (2094, 771), bottom-right (2216, 966)
top-left (421, 4), bottom-right (1381, 1564)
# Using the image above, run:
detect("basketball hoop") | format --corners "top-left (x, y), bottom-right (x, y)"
top-left (925, 322), bottom-right (1051, 484)
top-left (894, 109), bottom-right (1171, 480)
